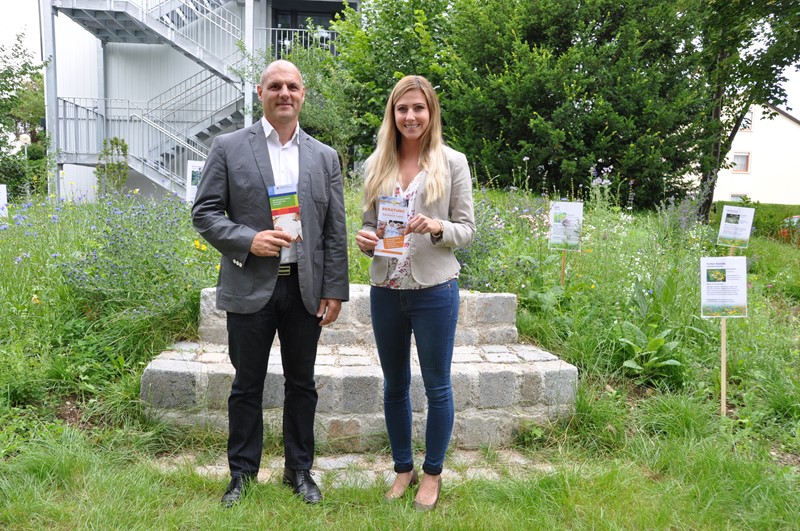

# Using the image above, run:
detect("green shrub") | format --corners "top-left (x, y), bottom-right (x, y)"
top-left (0, 154), bottom-right (28, 198)
top-left (0, 192), bottom-right (218, 400)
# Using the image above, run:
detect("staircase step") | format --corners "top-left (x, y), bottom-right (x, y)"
top-left (198, 285), bottom-right (521, 347)
top-left (141, 285), bottom-right (578, 449)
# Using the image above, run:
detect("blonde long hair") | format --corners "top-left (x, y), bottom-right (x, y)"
top-left (362, 75), bottom-right (448, 210)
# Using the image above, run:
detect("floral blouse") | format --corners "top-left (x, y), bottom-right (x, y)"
top-left (375, 171), bottom-right (458, 290)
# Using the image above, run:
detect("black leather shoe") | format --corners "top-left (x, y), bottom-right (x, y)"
top-left (282, 468), bottom-right (322, 504)
top-left (221, 475), bottom-right (254, 508)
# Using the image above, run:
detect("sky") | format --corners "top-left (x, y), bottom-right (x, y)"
top-left (3, 3), bottom-right (800, 113)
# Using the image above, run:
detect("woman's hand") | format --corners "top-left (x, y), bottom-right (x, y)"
top-left (356, 229), bottom-right (379, 252)
top-left (405, 214), bottom-right (443, 236)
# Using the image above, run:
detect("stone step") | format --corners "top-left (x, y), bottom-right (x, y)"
top-left (141, 286), bottom-right (578, 449)
top-left (199, 285), bottom-right (521, 347)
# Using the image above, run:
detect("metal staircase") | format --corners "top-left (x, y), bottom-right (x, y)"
top-left (56, 97), bottom-right (211, 192)
top-left (52, 0), bottom-right (244, 193)
top-left (52, 0), bottom-right (339, 195)
top-left (54, 0), bottom-right (241, 82)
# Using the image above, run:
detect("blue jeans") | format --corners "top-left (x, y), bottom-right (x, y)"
top-left (370, 279), bottom-right (459, 476)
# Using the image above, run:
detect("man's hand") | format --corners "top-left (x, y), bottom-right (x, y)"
top-left (250, 230), bottom-right (293, 257)
top-left (317, 298), bottom-right (342, 326)
top-left (356, 229), bottom-right (379, 252)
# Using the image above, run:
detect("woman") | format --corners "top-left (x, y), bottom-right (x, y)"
top-left (356, 75), bottom-right (475, 511)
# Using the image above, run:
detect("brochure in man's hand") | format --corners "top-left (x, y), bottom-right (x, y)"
top-left (268, 183), bottom-right (302, 263)
top-left (374, 195), bottom-right (409, 257)
top-left (268, 184), bottom-right (302, 242)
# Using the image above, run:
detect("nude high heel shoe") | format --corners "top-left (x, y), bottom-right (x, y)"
top-left (384, 469), bottom-right (419, 500)
top-left (413, 475), bottom-right (441, 512)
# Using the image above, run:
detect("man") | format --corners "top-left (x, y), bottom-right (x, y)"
top-left (192, 60), bottom-right (349, 507)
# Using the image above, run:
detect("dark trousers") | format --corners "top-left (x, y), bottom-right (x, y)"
top-left (226, 272), bottom-right (321, 478)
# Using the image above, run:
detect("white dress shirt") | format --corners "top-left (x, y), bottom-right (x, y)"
top-left (262, 116), bottom-right (300, 264)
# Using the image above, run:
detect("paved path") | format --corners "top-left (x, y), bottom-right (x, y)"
top-left (158, 449), bottom-right (556, 489)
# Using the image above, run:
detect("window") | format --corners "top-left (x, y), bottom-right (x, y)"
top-left (275, 11), bottom-right (291, 28)
top-left (740, 110), bottom-right (753, 131)
top-left (273, 10), bottom-right (337, 29)
top-left (297, 12), bottom-right (334, 29)
top-left (732, 152), bottom-right (750, 173)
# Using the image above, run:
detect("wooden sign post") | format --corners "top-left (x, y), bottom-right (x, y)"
top-left (710, 206), bottom-right (754, 417)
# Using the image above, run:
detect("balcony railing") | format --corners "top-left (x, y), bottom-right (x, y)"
top-left (57, 97), bottom-right (209, 191)
top-left (254, 27), bottom-right (338, 59)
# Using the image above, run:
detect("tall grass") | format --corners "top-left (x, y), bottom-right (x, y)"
top-left (0, 191), bottom-right (218, 408)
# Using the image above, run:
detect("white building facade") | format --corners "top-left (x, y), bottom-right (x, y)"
top-left (712, 105), bottom-right (800, 205)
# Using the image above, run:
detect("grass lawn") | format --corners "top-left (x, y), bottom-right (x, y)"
top-left (1, 184), bottom-right (799, 529)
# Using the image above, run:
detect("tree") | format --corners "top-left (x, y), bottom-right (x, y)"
top-left (1, 33), bottom-right (48, 197)
top-left (442, 0), bottom-right (711, 207)
top-left (230, 0), bottom-right (799, 210)
top-left (0, 33), bottom-right (44, 154)
top-left (94, 137), bottom-right (129, 193)
top-left (331, 0), bottom-right (453, 153)
top-left (232, 33), bottom-right (360, 177)
top-left (286, 28), bottom-right (359, 177)
top-left (10, 70), bottom-right (45, 144)
top-left (693, 0), bottom-right (800, 218)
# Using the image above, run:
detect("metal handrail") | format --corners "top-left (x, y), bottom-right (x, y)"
top-left (56, 97), bottom-right (205, 190)
top-left (132, 113), bottom-right (208, 160)
top-left (141, 0), bottom-right (241, 38)
top-left (146, 55), bottom-right (243, 122)
top-left (128, 0), bottom-right (243, 68)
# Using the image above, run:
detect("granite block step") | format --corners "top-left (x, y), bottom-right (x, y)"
top-left (141, 286), bottom-right (578, 449)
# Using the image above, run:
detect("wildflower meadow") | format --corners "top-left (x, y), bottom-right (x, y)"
top-left (1, 180), bottom-right (799, 528)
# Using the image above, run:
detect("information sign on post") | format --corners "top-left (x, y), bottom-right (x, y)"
top-left (549, 201), bottom-right (583, 251)
top-left (549, 201), bottom-right (583, 285)
top-left (186, 160), bottom-right (205, 203)
top-left (701, 257), bottom-right (748, 319)
top-left (700, 255), bottom-right (748, 416)
top-left (717, 205), bottom-right (755, 248)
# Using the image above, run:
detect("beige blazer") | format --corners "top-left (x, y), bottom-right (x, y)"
top-left (361, 145), bottom-right (476, 286)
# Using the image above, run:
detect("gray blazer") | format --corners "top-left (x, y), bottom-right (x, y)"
top-left (362, 146), bottom-right (476, 286)
top-left (192, 121), bottom-right (349, 315)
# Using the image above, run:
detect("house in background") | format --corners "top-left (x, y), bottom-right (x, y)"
top-left (712, 104), bottom-right (800, 206)
top-left (38, 0), bottom-right (356, 201)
